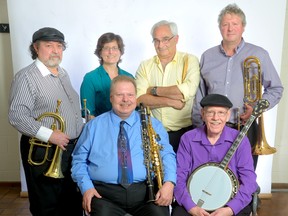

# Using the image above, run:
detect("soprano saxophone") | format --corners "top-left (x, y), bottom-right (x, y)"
top-left (140, 103), bottom-right (164, 202)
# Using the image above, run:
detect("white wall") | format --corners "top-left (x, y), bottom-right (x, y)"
top-left (6, 0), bottom-right (287, 194)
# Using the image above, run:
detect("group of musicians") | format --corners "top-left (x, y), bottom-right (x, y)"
top-left (8, 3), bottom-right (283, 216)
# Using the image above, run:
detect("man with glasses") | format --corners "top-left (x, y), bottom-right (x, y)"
top-left (173, 93), bottom-right (258, 216)
top-left (135, 20), bottom-right (200, 153)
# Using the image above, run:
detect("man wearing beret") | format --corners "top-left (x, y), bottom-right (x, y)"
top-left (8, 27), bottom-right (84, 216)
top-left (172, 94), bottom-right (258, 216)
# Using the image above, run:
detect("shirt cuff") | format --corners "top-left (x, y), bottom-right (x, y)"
top-left (35, 126), bottom-right (53, 142)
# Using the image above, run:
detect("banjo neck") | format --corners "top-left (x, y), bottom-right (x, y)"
top-left (220, 98), bottom-right (270, 170)
top-left (219, 115), bottom-right (256, 170)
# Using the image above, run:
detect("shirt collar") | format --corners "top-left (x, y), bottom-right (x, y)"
top-left (220, 38), bottom-right (245, 56)
top-left (35, 58), bottom-right (62, 77)
top-left (154, 51), bottom-right (178, 64)
top-left (194, 125), bottom-right (235, 145)
top-left (110, 109), bottom-right (138, 127)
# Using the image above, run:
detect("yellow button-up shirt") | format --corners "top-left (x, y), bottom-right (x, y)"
top-left (135, 51), bottom-right (200, 131)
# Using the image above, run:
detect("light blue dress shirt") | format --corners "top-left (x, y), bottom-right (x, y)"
top-left (71, 109), bottom-right (176, 194)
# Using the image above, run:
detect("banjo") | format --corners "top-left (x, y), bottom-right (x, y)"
top-left (187, 99), bottom-right (269, 211)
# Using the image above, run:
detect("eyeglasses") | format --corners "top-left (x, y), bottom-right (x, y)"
top-left (152, 35), bottom-right (175, 45)
top-left (102, 47), bottom-right (119, 52)
top-left (205, 110), bottom-right (228, 117)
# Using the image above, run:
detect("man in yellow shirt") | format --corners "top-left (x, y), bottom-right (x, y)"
top-left (135, 20), bottom-right (200, 152)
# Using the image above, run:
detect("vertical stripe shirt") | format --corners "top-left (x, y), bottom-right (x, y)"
top-left (8, 59), bottom-right (83, 141)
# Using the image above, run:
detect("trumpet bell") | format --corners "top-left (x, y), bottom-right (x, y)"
top-left (44, 147), bottom-right (64, 178)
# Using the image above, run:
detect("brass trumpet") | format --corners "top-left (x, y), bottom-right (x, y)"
top-left (28, 100), bottom-right (65, 178)
top-left (81, 99), bottom-right (91, 123)
top-left (243, 56), bottom-right (276, 155)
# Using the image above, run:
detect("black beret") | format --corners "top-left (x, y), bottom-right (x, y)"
top-left (32, 27), bottom-right (65, 43)
top-left (200, 94), bottom-right (233, 108)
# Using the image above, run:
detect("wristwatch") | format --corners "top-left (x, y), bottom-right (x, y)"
top-left (150, 86), bottom-right (158, 96)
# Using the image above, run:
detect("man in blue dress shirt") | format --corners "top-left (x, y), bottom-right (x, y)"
top-left (72, 75), bottom-right (176, 216)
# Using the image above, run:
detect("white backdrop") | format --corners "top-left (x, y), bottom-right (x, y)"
top-left (7, 0), bottom-right (286, 195)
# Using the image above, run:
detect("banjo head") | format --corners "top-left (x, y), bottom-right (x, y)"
top-left (187, 163), bottom-right (238, 211)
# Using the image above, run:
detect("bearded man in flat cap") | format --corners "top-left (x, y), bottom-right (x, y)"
top-left (8, 27), bottom-right (84, 216)
top-left (172, 94), bottom-right (258, 216)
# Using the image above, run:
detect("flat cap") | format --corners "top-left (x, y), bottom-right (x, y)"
top-left (32, 27), bottom-right (65, 43)
top-left (200, 94), bottom-right (233, 108)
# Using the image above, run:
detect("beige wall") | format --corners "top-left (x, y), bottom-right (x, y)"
top-left (0, 0), bottom-right (287, 184)
top-left (272, 2), bottom-right (288, 184)
top-left (0, 0), bottom-right (20, 181)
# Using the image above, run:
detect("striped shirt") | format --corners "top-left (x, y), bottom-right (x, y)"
top-left (8, 59), bottom-right (83, 141)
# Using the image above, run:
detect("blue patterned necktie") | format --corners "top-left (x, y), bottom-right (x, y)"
top-left (117, 121), bottom-right (133, 187)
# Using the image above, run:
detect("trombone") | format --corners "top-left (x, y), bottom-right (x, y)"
top-left (243, 56), bottom-right (276, 155)
top-left (28, 100), bottom-right (65, 178)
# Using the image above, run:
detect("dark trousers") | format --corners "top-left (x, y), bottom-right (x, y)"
top-left (171, 202), bottom-right (252, 216)
top-left (20, 135), bottom-right (83, 216)
top-left (90, 181), bottom-right (169, 216)
top-left (168, 125), bottom-right (194, 153)
top-left (246, 121), bottom-right (259, 169)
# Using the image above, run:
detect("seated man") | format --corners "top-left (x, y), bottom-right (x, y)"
top-left (72, 75), bottom-right (176, 216)
top-left (173, 94), bottom-right (258, 216)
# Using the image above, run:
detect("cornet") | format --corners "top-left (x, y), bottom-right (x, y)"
top-left (81, 99), bottom-right (91, 123)
top-left (243, 56), bottom-right (276, 155)
top-left (28, 100), bottom-right (65, 178)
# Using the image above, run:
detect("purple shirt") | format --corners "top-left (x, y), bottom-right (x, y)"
top-left (192, 39), bottom-right (283, 127)
top-left (174, 125), bottom-right (258, 215)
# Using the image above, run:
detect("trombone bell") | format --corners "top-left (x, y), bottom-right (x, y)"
top-left (252, 115), bottom-right (276, 155)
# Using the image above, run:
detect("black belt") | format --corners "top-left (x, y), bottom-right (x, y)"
top-left (92, 180), bottom-right (146, 188)
top-left (68, 138), bottom-right (78, 145)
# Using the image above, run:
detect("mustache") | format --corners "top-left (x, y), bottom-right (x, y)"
top-left (210, 120), bottom-right (222, 124)
top-left (50, 54), bottom-right (60, 58)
